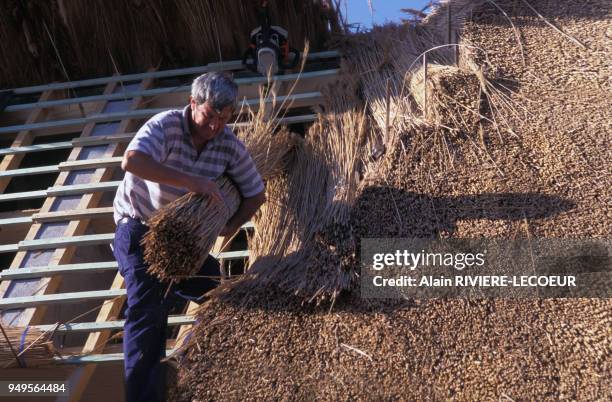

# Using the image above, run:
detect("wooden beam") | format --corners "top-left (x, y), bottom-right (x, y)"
top-left (17, 233), bottom-right (115, 251)
top-left (0, 164), bottom-right (59, 178)
top-left (239, 91), bottom-right (323, 109)
top-left (0, 109), bottom-right (164, 134)
top-left (0, 244), bottom-right (18, 253)
top-left (58, 157), bottom-right (122, 171)
top-left (72, 133), bottom-right (135, 147)
top-left (0, 216), bottom-right (32, 226)
top-left (32, 207), bottom-right (114, 223)
top-left (11, 51), bottom-right (340, 95)
top-left (0, 289), bottom-right (126, 309)
top-left (0, 141), bottom-right (73, 156)
top-left (46, 181), bottom-right (120, 197)
top-left (210, 250), bottom-right (249, 259)
top-left (33, 315), bottom-right (195, 333)
top-left (0, 189), bottom-right (47, 202)
top-left (0, 261), bottom-right (119, 280)
top-left (0, 90), bottom-right (56, 194)
top-left (56, 349), bottom-right (176, 364)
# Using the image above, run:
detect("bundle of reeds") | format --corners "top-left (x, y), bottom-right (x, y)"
top-left (410, 64), bottom-right (482, 132)
top-left (339, 26), bottom-right (416, 149)
top-left (212, 78), bottom-right (367, 302)
top-left (342, 3), bottom-right (523, 176)
top-left (0, 325), bottom-right (55, 369)
top-left (143, 176), bottom-right (241, 282)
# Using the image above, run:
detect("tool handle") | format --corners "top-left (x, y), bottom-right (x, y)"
top-left (242, 47), bottom-right (258, 73)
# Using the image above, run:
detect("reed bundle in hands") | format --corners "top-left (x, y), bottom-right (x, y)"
top-left (143, 176), bottom-right (241, 283)
top-left (0, 325), bottom-right (55, 369)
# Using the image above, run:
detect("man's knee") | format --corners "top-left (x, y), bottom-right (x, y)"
top-left (123, 306), bottom-right (168, 366)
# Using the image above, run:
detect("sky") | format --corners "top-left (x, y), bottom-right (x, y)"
top-left (343, 0), bottom-right (434, 29)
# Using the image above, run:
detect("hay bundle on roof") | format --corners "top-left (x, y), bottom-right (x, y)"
top-left (210, 78), bottom-right (367, 302)
top-left (1, 326), bottom-right (55, 369)
top-left (410, 64), bottom-right (482, 133)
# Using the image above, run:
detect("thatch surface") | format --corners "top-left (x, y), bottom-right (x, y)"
top-left (173, 295), bottom-right (610, 402)
top-left (0, 0), bottom-right (337, 89)
top-left (170, 0), bottom-right (611, 400)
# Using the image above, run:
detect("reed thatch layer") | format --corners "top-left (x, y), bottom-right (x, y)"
top-left (0, 0), bottom-right (338, 89)
top-left (171, 295), bottom-right (611, 401)
top-left (336, 1), bottom-right (510, 164)
top-left (0, 326), bottom-right (55, 369)
top-left (171, 0), bottom-right (611, 400)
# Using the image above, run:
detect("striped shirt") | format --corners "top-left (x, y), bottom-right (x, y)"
top-left (113, 106), bottom-right (264, 224)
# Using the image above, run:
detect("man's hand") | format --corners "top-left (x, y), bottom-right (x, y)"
top-left (122, 151), bottom-right (223, 205)
top-left (183, 175), bottom-right (224, 204)
top-left (218, 191), bottom-right (265, 239)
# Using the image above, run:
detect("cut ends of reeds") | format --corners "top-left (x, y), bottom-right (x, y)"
top-left (410, 64), bottom-right (482, 132)
top-left (143, 177), bottom-right (241, 283)
top-left (0, 326), bottom-right (56, 369)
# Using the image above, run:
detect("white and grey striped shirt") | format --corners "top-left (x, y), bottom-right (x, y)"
top-left (113, 106), bottom-right (264, 224)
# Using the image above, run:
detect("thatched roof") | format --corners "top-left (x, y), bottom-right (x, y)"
top-left (0, 0), bottom-right (339, 89)
top-left (171, 0), bottom-right (611, 399)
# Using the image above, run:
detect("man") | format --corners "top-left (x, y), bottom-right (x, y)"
top-left (112, 72), bottom-right (266, 402)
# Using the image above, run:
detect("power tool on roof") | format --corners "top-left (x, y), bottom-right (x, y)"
top-left (242, 0), bottom-right (300, 76)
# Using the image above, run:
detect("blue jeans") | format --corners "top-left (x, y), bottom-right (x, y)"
top-left (113, 217), bottom-right (221, 402)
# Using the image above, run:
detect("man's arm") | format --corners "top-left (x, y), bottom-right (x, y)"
top-left (122, 150), bottom-right (223, 202)
top-left (219, 190), bottom-right (266, 238)
top-left (221, 134), bottom-right (266, 239)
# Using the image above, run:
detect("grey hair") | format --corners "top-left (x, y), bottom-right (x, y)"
top-left (191, 72), bottom-right (238, 111)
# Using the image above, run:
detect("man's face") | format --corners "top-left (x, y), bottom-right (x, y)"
top-left (189, 98), bottom-right (234, 141)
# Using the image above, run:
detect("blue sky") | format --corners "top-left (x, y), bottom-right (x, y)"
top-left (343, 0), bottom-right (434, 29)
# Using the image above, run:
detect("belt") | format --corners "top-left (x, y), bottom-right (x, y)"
top-left (118, 216), bottom-right (148, 227)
